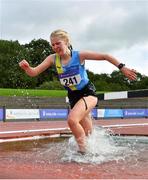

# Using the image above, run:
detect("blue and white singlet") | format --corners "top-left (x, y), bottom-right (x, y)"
top-left (55, 51), bottom-right (89, 91)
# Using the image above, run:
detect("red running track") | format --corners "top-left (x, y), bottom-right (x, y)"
top-left (0, 118), bottom-right (148, 179)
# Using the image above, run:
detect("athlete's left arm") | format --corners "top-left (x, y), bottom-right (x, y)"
top-left (79, 51), bottom-right (137, 81)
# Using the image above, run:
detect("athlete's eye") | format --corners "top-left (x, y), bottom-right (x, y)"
top-left (52, 42), bottom-right (61, 47)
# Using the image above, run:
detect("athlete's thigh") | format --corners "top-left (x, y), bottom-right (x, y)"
top-left (68, 96), bottom-right (97, 122)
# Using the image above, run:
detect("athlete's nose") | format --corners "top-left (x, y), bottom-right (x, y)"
top-left (54, 44), bottom-right (60, 51)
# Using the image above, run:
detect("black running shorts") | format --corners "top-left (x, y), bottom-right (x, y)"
top-left (67, 81), bottom-right (98, 109)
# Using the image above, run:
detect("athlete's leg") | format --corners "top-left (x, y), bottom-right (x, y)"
top-left (80, 113), bottom-right (93, 136)
top-left (67, 96), bottom-right (98, 152)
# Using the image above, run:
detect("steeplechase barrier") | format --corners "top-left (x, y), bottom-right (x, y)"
top-left (97, 89), bottom-right (148, 100)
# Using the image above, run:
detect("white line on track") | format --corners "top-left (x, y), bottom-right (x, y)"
top-left (0, 134), bottom-right (62, 143)
top-left (0, 127), bottom-right (70, 134)
top-left (102, 123), bottom-right (148, 128)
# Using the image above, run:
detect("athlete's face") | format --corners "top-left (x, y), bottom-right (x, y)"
top-left (51, 37), bottom-right (68, 56)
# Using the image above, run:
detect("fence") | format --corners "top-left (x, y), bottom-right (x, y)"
top-left (0, 89), bottom-right (147, 122)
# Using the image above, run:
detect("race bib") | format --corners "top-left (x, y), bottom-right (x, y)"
top-left (59, 67), bottom-right (81, 87)
top-left (60, 74), bottom-right (81, 87)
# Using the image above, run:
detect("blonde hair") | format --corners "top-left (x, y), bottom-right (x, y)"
top-left (50, 29), bottom-right (72, 50)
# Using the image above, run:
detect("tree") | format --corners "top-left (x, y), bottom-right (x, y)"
top-left (0, 39), bottom-right (147, 90)
top-left (23, 39), bottom-right (56, 86)
top-left (0, 40), bottom-right (38, 88)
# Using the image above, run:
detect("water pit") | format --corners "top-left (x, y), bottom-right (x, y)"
top-left (0, 127), bottom-right (148, 179)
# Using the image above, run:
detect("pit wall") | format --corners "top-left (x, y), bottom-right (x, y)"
top-left (0, 107), bottom-right (148, 122)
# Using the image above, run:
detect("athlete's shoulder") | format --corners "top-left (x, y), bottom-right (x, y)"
top-left (72, 50), bottom-right (79, 54)
top-left (49, 53), bottom-right (58, 64)
top-left (75, 50), bottom-right (87, 63)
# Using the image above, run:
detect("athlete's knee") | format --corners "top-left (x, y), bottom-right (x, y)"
top-left (67, 114), bottom-right (78, 127)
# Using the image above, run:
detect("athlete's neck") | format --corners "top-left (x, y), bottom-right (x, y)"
top-left (60, 49), bottom-right (72, 65)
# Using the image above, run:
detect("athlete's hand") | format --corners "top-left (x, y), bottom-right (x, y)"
top-left (121, 67), bottom-right (137, 81)
top-left (19, 60), bottom-right (30, 71)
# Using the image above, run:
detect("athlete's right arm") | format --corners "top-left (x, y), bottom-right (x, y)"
top-left (19, 55), bottom-right (54, 77)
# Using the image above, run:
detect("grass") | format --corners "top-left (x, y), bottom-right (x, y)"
top-left (0, 88), bottom-right (105, 97)
top-left (0, 88), bottom-right (67, 97)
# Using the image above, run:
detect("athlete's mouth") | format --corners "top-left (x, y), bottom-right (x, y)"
top-left (55, 48), bottom-right (61, 53)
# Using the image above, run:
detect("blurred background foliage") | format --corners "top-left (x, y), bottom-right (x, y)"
top-left (0, 39), bottom-right (147, 91)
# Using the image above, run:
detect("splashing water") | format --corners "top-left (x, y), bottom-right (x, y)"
top-left (62, 126), bottom-right (134, 164)
top-left (1, 127), bottom-right (147, 169)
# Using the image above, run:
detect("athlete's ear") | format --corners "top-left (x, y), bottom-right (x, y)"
top-left (68, 44), bottom-right (73, 51)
